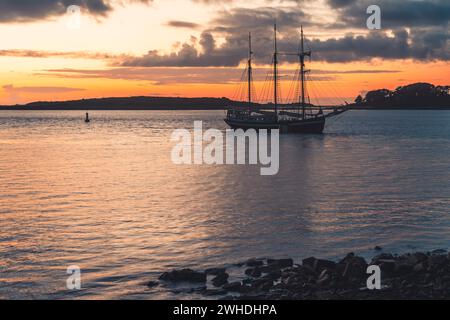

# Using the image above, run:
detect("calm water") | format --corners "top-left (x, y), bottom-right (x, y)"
top-left (1, 110), bottom-right (450, 299)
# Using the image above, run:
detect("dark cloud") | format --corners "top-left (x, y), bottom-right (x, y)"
top-left (121, 6), bottom-right (312, 67)
top-left (119, 1), bottom-right (450, 67)
top-left (327, 0), bottom-right (357, 8)
top-left (3, 0), bottom-right (447, 65)
top-left (0, 0), bottom-right (151, 22)
top-left (166, 20), bottom-right (200, 29)
top-left (328, 0), bottom-right (450, 29)
top-left (293, 26), bottom-right (448, 62)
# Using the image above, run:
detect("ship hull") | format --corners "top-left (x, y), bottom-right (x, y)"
top-left (224, 117), bottom-right (325, 134)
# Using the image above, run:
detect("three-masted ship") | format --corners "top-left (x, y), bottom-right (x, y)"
top-left (225, 25), bottom-right (348, 134)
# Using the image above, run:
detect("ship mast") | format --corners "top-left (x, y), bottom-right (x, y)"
top-left (248, 32), bottom-right (253, 109)
top-left (299, 26), bottom-right (311, 119)
top-left (274, 24), bottom-right (278, 120)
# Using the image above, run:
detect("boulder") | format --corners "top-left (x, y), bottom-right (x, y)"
top-left (251, 279), bottom-right (273, 291)
top-left (205, 289), bottom-right (228, 296)
top-left (428, 254), bottom-right (447, 270)
top-left (339, 253), bottom-right (368, 282)
top-left (395, 262), bottom-right (414, 275)
top-left (223, 282), bottom-right (251, 293)
top-left (246, 259), bottom-right (264, 267)
top-left (375, 259), bottom-right (396, 275)
top-left (317, 269), bottom-right (332, 287)
top-left (159, 269), bottom-right (206, 283)
top-left (223, 282), bottom-right (243, 292)
top-left (259, 264), bottom-right (283, 273)
top-left (205, 267), bottom-right (227, 276)
top-left (146, 281), bottom-right (159, 288)
top-left (212, 272), bottom-right (229, 287)
top-left (245, 267), bottom-right (262, 278)
top-left (263, 270), bottom-right (282, 280)
top-left (302, 257), bottom-right (336, 273)
top-left (371, 253), bottom-right (395, 265)
top-left (267, 258), bottom-right (294, 268)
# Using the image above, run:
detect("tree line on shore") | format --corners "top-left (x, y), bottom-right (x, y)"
top-left (354, 82), bottom-right (450, 108)
top-left (0, 82), bottom-right (448, 110)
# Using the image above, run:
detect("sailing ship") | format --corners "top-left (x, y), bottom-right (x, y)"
top-left (225, 25), bottom-right (348, 134)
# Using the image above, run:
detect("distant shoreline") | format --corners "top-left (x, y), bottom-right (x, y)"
top-left (1, 82), bottom-right (448, 111)
top-left (1, 106), bottom-right (450, 111)
top-left (1, 105), bottom-right (450, 111)
top-left (0, 94), bottom-right (449, 111)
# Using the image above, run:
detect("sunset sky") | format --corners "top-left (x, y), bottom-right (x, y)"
top-left (0, 0), bottom-right (448, 105)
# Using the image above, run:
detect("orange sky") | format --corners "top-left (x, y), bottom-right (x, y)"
top-left (0, 0), bottom-right (448, 105)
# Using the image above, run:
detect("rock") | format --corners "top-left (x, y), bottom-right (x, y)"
top-left (223, 282), bottom-right (251, 293)
top-left (172, 286), bottom-right (205, 295)
top-left (432, 249), bottom-right (447, 255)
top-left (413, 252), bottom-right (428, 262)
top-left (339, 253), bottom-right (368, 282)
top-left (316, 259), bottom-right (336, 272)
top-left (263, 270), bottom-right (282, 280)
top-left (251, 279), bottom-right (273, 291)
top-left (428, 254), bottom-right (447, 269)
top-left (374, 246), bottom-right (383, 251)
top-left (302, 257), bottom-right (336, 273)
top-left (413, 262), bottom-right (426, 273)
top-left (245, 267), bottom-right (262, 278)
top-left (375, 259), bottom-right (396, 275)
top-left (205, 289), bottom-right (228, 296)
top-left (246, 259), bottom-right (264, 267)
top-left (165, 250), bottom-right (450, 300)
top-left (259, 264), bottom-right (283, 273)
top-left (399, 252), bottom-right (428, 266)
top-left (212, 272), bottom-right (229, 287)
top-left (267, 258), bottom-right (294, 268)
top-left (317, 269), bottom-right (332, 287)
top-left (223, 282), bottom-right (243, 292)
top-left (395, 262), bottom-right (414, 275)
top-left (159, 269), bottom-right (206, 283)
top-left (192, 286), bottom-right (207, 294)
top-left (147, 281), bottom-right (159, 288)
top-left (302, 257), bottom-right (317, 269)
top-left (371, 253), bottom-right (395, 264)
top-left (205, 267), bottom-right (226, 276)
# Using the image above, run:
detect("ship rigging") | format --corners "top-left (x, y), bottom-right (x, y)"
top-left (225, 25), bottom-right (348, 134)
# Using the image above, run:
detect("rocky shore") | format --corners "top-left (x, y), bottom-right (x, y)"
top-left (152, 249), bottom-right (450, 300)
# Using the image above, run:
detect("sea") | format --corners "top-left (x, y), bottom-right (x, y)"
top-left (1, 109), bottom-right (449, 299)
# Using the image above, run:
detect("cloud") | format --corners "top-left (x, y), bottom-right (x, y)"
top-left (2, 84), bottom-right (85, 93)
top-left (121, 6), bottom-right (312, 67)
top-left (166, 20), bottom-right (201, 29)
top-left (327, 0), bottom-right (450, 29)
top-left (308, 28), bottom-right (450, 62)
top-left (2, 0), bottom-right (448, 66)
top-left (117, 1), bottom-right (450, 67)
top-left (0, 0), bottom-right (152, 22)
top-left (37, 66), bottom-right (401, 85)
top-left (0, 49), bottom-right (121, 59)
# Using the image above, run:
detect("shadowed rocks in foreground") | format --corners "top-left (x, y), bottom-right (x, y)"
top-left (156, 250), bottom-right (450, 300)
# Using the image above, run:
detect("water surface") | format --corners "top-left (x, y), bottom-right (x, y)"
top-left (1, 110), bottom-right (450, 299)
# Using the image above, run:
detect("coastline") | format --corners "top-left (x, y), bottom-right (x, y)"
top-left (154, 250), bottom-right (450, 300)
top-left (1, 106), bottom-right (450, 111)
